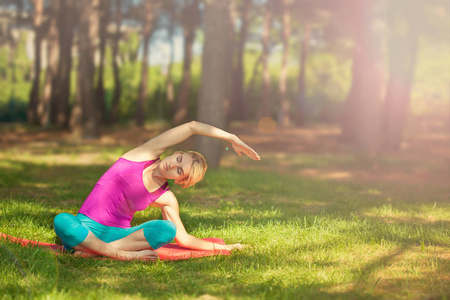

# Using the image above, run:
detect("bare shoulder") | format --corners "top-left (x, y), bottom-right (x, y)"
top-left (120, 147), bottom-right (162, 162)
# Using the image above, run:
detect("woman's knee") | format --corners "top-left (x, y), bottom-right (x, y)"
top-left (53, 213), bottom-right (89, 248)
top-left (143, 220), bottom-right (177, 249)
top-left (160, 220), bottom-right (177, 240)
top-left (53, 213), bottom-right (72, 235)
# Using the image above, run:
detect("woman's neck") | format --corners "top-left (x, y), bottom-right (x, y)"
top-left (148, 160), bottom-right (167, 183)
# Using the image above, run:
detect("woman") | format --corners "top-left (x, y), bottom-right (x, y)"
top-left (54, 121), bottom-right (260, 261)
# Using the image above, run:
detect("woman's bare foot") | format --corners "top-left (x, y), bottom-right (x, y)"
top-left (73, 250), bottom-right (100, 258)
top-left (124, 249), bottom-right (159, 262)
top-left (73, 249), bottom-right (158, 261)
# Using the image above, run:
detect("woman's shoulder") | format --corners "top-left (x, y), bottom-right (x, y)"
top-left (120, 148), bottom-right (162, 162)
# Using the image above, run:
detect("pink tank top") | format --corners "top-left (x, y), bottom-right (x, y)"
top-left (78, 158), bottom-right (169, 228)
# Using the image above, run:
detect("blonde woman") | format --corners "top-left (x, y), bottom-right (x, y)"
top-left (54, 121), bottom-right (260, 261)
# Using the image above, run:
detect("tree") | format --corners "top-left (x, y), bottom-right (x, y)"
top-left (229, 0), bottom-right (251, 122)
top-left (27, 0), bottom-right (44, 125)
top-left (94, 0), bottom-right (111, 124)
top-left (136, 0), bottom-right (157, 127)
top-left (296, 21), bottom-right (309, 126)
top-left (258, 0), bottom-right (273, 119)
top-left (173, 0), bottom-right (200, 125)
top-left (41, 0), bottom-right (60, 126)
top-left (291, 0), bottom-right (321, 126)
top-left (110, 0), bottom-right (122, 124)
top-left (276, 0), bottom-right (291, 127)
top-left (165, 14), bottom-right (175, 107)
top-left (195, 0), bottom-right (234, 169)
top-left (340, 0), bottom-right (384, 152)
top-left (50, 0), bottom-right (76, 128)
top-left (70, 0), bottom-right (100, 138)
top-left (380, 0), bottom-right (422, 151)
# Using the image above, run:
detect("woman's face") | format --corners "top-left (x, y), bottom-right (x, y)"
top-left (159, 152), bottom-right (193, 182)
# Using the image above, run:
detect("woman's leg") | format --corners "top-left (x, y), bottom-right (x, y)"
top-left (73, 231), bottom-right (158, 261)
top-left (108, 220), bottom-right (176, 251)
top-left (54, 213), bottom-right (90, 252)
top-left (54, 213), bottom-right (158, 261)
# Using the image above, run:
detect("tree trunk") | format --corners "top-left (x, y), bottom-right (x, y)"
top-left (340, 0), bottom-right (384, 153)
top-left (71, 0), bottom-right (100, 138)
top-left (195, 0), bottom-right (234, 169)
top-left (16, 0), bottom-right (24, 25)
top-left (41, 0), bottom-right (60, 127)
top-left (277, 0), bottom-right (291, 127)
top-left (8, 28), bottom-right (17, 85)
top-left (136, 1), bottom-right (155, 127)
top-left (229, 0), bottom-right (250, 122)
top-left (50, 0), bottom-right (75, 128)
top-left (165, 22), bottom-right (175, 107)
top-left (7, 26), bottom-right (18, 121)
top-left (380, 1), bottom-right (420, 151)
top-left (95, 0), bottom-right (110, 124)
top-left (110, 0), bottom-right (122, 124)
top-left (27, 0), bottom-right (44, 125)
top-left (259, 0), bottom-right (273, 119)
top-left (173, 0), bottom-right (199, 125)
top-left (296, 22), bottom-right (310, 126)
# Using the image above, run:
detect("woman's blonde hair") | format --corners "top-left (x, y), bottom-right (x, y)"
top-left (176, 151), bottom-right (207, 188)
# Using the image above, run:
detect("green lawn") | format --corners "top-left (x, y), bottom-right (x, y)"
top-left (0, 125), bottom-right (449, 299)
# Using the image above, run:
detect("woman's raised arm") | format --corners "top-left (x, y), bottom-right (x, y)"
top-left (122, 121), bottom-right (260, 161)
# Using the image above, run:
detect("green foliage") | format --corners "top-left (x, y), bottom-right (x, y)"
top-left (304, 51), bottom-right (352, 122)
top-left (242, 49), bottom-right (352, 122)
top-left (410, 36), bottom-right (450, 116)
top-left (0, 24), bottom-right (448, 123)
top-left (0, 33), bottom-right (32, 122)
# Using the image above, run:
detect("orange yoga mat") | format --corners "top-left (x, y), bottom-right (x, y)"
top-left (0, 232), bottom-right (230, 261)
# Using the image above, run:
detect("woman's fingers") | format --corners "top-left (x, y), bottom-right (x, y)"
top-left (250, 150), bottom-right (260, 160)
top-left (241, 143), bottom-right (260, 160)
top-left (244, 147), bottom-right (260, 160)
top-left (232, 143), bottom-right (260, 161)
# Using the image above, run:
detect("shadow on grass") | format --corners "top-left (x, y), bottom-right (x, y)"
top-left (1, 159), bottom-right (448, 299)
top-left (1, 160), bottom-right (449, 240)
top-left (0, 160), bottom-right (109, 207)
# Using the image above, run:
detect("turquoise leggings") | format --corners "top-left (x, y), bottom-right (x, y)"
top-left (54, 213), bottom-right (176, 252)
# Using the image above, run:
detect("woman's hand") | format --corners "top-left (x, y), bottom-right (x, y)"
top-left (231, 138), bottom-right (260, 161)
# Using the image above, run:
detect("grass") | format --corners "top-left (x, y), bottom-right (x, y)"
top-left (0, 125), bottom-right (449, 299)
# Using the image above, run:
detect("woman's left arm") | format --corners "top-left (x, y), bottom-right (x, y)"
top-left (191, 121), bottom-right (260, 161)
top-left (123, 121), bottom-right (260, 161)
top-left (152, 191), bottom-right (244, 251)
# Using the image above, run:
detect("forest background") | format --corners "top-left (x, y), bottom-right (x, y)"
top-left (0, 0), bottom-right (448, 166)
